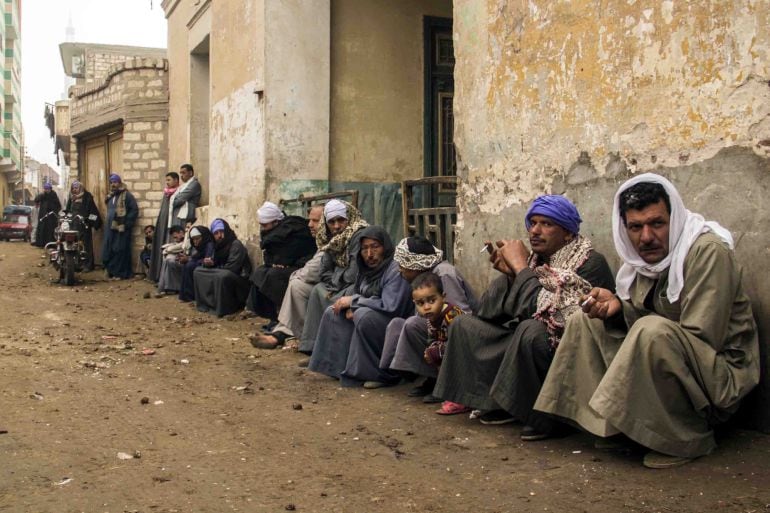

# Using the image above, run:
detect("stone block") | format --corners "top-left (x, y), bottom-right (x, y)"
top-left (150, 159), bottom-right (167, 170)
top-left (132, 122), bottom-right (152, 131)
top-left (137, 200), bottom-right (152, 209)
top-left (122, 133), bottom-right (141, 142)
top-left (132, 162), bottom-right (150, 170)
top-left (134, 143), bottom-right (150, 151)
top-left (153, 122), bottom-right (163, 131)
top-left (134, 182), bottom-right (152, 191)
top-left (150, 143), bottom-right (161, 149)
top-left (146, 191), bottom-right (164, 201)
top-left (122, 171), bottom-right (141, 180)
top-left (146, 133), bottom-right (165, 142)
top-left (142, 151), bottom-right (160, 160)
top-left (124, 152), bottom-right (141, 160)
top-left (144, 208), bottom-right (160, 219)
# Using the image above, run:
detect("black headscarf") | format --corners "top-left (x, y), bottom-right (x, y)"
top-left (190, 225), bottom-right (213, 255)
top-left (211, 218), bottom-right (238, 265)
top-left (354, 226), bottom-right (395, 298)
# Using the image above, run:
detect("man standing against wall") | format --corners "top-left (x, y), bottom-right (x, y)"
top-left (102, 174), bottom-right (139, 280)
top-left (169, 164), bottom-right (201, 229)
top-left (149, 171), bottom-right (180, 281)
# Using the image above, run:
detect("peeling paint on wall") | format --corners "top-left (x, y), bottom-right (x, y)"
top-left (209, 80), bottom-right (265, 246)
top-left (452, 0), bottom-right (770, 344)
top-left (454, 0), bottom-right (770, 214)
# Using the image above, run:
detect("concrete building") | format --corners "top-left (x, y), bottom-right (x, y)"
top-left (161, 1), bottom-right (768, 351)
top-left (0, 0), bottom-right (22, 210)
top-left (162, 0), bottom-right (455, 251)
top-left (59, 42), bottom-right (168, 267)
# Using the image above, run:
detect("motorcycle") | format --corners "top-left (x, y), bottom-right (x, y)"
top-left (45, 212), bottom-right (88, 286)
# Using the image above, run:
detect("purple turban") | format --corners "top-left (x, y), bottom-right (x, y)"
top-left (210, 219), bottom-right (225, 233)
top-left (525, 195), bottom-right (582, 234)
top-left (109, 174), bottom-right (121, 183)
top-left (43, 182), bottom-right (52, 190)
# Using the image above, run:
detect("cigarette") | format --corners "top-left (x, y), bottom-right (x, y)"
top-left (480, 244), bottom-right (489, 253)
top-left (581, 297), bottom-right (594, 308)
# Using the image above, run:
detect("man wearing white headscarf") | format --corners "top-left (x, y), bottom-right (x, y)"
top-left (535, 174), bottom-right (759, 469)
top-left (247, 201), bottom-right (316, 328)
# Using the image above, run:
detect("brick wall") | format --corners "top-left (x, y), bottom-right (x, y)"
top-left (69, 57), bottom-right (170, 272)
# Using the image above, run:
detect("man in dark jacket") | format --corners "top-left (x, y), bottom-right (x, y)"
top-left (32, 181), bottom-right (61, 247)
top-left (102, 174), bottom-right (138, 280)
top-left (248, 201), bottom-right (317, 328)
top-left (64, 180), bottom-right (102, 271)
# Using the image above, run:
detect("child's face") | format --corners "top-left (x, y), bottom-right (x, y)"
top-left (412, 285), bottom-right (444, 321)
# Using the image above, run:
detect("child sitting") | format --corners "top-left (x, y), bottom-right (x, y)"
top-left (411, 272), bottom-right (469, 415)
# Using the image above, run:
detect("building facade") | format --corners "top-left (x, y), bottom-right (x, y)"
top-left (162, 0), bottom-right (454, 252)
top-left (160, 1), bottom-right (768, 347)
top-left (0, 0), bottom-right (22, 210)
top-left (59, 43), bottom-right (169, 268)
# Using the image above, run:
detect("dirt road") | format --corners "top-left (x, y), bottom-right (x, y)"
top-left (0, 241), bottom-right (768, 513)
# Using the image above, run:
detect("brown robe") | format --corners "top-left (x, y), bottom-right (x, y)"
top-left (535, 233), bottom-right (760, 458)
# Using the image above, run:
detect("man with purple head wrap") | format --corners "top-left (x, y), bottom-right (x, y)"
top-left (32, 180), bottom-right (62, 247)
top-left (432, 195), bottom-right (615, 437)
top-left (102, 173), bottom-right (138, 279)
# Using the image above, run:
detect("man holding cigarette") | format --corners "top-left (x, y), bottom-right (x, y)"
top-left (433, 195), bottom-right (614, 438)
top-left (535, 174), bottom-right (759, 468)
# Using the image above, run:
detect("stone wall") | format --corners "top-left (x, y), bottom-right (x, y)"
top-left (81, 46), bottom-right (167, 85)
top-left (69, 57), bottom-right (169, 267)
top-left (122, 120), bottom-right (169, 236)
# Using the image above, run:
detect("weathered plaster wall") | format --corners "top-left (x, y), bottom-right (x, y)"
top-left (329, 0), bottom-right (453, 184)
top-left (164, 0), bottom-right (196, 178)
top-left (452, 1), bottom-right (770, 353)
top-left (264, 0), bottom-right (330, 199)
top-left (208, 0), bottom-right (265, 249)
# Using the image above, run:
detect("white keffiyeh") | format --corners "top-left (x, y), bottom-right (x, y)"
top-left (612, 173), bottom-right (734, 303)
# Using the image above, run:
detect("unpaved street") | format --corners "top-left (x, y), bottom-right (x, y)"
top-left (1, 241), bottom-right (769, 513)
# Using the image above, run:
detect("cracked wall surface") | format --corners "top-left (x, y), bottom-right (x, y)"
top-left (452, 0), bottom-right (770, 339)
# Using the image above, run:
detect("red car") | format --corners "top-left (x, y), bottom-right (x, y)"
top-left (0, 205), bottom-right (33, 242)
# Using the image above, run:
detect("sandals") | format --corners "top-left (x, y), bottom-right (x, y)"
top-left (435, 401), bottom-right (471, 416)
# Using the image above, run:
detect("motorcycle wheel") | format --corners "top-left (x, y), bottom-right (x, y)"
top-left (64, 252), bottom-right (76, 286)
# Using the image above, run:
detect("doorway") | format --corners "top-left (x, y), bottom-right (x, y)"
top-left (423, 16), bottom-right (455, 207)
top-left (79, 128), bottom-right (123, 264)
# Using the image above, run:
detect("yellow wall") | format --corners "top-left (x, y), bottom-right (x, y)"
top-left (329, 0), bottom-right (453, 184)
top-left (165, 0), bottom-right (197, 175)
top-left (0, 175), bottom-right (9, 210)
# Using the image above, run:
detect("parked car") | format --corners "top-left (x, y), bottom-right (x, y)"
top-left (0, 205), bottom-right (33, 242)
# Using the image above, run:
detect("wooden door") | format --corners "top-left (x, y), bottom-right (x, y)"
top-left (80, 129), bottom-right (123, 264)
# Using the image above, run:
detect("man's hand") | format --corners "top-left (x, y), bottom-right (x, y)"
top-left (202, 257), bottom-right (214, 267)
top-left (332, 296), bottom-right (353, 315)
top-left (177, 254), bottom-right (189, 264)
top-left (580, 287), bottom-right (621, 320)
top-left (491, 239), bottom-right (529, 275)
top-left (345, 309), bottom-right (354, 320)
